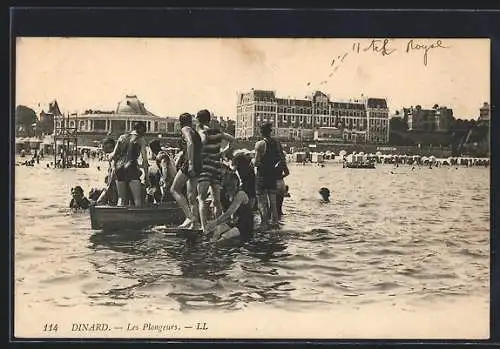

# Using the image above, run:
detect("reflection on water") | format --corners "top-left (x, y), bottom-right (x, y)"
top-left (15, 159), bottom-right (490, 314)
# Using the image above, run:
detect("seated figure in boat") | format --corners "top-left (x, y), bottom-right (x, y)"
top-left (109, 121), bottom-right (150, 207)
top-left (90, 137), bottom-right (119, 206)
top-left (147, 149), bottom-right (177, 205)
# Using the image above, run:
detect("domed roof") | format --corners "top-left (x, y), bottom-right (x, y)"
top-left (116, 95), bottom-right (149, 115)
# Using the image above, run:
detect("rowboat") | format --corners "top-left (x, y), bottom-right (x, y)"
top-left (90, 202), bottom-right (185, 230)
top-left (343, 161), bottom-right (376, 169)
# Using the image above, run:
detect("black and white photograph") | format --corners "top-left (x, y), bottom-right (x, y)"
top-left (14, 36), bottom-right (490, 339)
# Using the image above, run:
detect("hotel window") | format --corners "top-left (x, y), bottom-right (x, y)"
top-left (283, 115), bottom-right (288, 122)
top-left (291, 116), bottom-right (295, 123)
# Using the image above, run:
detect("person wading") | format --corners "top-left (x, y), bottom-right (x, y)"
top-left (254, 122), bottom-right (289, 228)
top-left (196, 109), bottom-right (233, 233)
top-left (170, 113), bottom-right (203, 229)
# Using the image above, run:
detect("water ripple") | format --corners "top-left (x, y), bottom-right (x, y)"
top-left (14, 161), bottom-right (490, 313)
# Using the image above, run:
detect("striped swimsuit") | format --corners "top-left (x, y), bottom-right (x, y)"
top-left (198, 128), bottom-right (225, 184)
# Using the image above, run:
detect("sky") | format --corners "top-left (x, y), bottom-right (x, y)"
top-left (16, 38), bottom-right (490, 119)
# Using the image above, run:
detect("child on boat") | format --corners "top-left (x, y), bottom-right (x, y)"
top-left (90, 137), bottom-right (119, 206)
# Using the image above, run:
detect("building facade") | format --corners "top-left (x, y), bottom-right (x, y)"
top-left (405, 105), bottom-right (453, 132)
top-left (235, 89), bottom-right (390, 143)
top-left (52, 95), bottom-right (180, 137)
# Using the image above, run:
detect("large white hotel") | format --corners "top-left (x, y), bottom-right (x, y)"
top-left (236, 89), bottom-right (390, 143)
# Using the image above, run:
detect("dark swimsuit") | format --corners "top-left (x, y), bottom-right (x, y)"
top-left (256, 137), bottom-right (284, 194)
top-left (221, 179), bottom-right (254, 240)
top-left (115, 133), bottom-right (142, 182)
top-left (179, 127), bottom-right (202, 179)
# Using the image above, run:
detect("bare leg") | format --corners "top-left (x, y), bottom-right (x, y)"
top-left (197, 181), bottom-right (211, 232)
top-left (210, 183), bottom-right (223, 218)
top-left (187, 178), bottom-right (200, 229)
top-left (268, 193), bottom-right (279, 225)
top-left (276, 194), bottom-right (284, 218)
top-left (116, 180), bottom-right (128, 206)
top-left (257, 193), bottom-right (269, 227)
top-left (170, 170), bottom-right (193, 226)
top-left (129, 180), bottom-right (143, 207)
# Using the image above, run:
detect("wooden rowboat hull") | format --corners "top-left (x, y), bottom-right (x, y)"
top-left (90, 202), bottom-right (185, 230)
top-left (344, 163), bottom-right (376, 169)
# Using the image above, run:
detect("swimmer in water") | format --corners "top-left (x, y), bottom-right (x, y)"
top-left (319, 187), bottom-right (330, 203)
top-left (69, 186), bottom-right (91, 210)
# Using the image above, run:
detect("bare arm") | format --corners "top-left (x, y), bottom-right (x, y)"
top-left (140, 138), bottom-right (149, 180)
top-left (160, 157), bottom-right (177, 188)
top-left (277, 142), bottom-right (290, 177)
top-left (220, 132), bottom-right (234, 154)
top-left (96, 167), bottom-right (116, 204)
top-left (254, 140), bottom-right (266, 169)
top-left (212, 191), bottom-right (249, 226)
top-left (109, 136), bottom-right (123, 162)
top-left (181, 126), bottom-right (197, 171)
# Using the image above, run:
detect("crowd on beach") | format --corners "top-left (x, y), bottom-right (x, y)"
top-left (74, 110), bottom-right (292, 242)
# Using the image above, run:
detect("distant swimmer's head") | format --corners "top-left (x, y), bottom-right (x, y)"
top-left (179, 112), bottom-right (194, 128)
top-left (260, 121), bottom-right (273, 138)
top-left (196, 109), bottom-right (211, 126)
top-left (101, 137), bottom-right (116, 154)
top-left (319, 187), bottom-right (330, 202)
top-left (133, 121), bottom-right (147, 136)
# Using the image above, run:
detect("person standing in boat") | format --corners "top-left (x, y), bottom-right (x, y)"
top-left (148, 139), bottom-right (177, 203)
top-left (195, 109), bottom-right (233, 233)
top-left (170, 113), bottom-right (203, 229)
top-left (254, 122), bottom-right (289, 228)
top-left (109, 121), bottom-right (149, 207)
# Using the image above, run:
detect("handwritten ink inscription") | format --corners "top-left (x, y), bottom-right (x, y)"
top-left (405, 39), bottom-right (449, 66)
top-left (361, 39), bottom-right (396, 56)
top-left (350, 38), bottom-right (448, 65)
top-left (309, 39), bottom-right (450, 88)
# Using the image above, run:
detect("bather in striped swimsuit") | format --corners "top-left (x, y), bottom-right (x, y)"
top-left (198, 128), bottom-right (225, 184)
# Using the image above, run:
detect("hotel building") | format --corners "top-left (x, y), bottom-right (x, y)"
top-left (235, 89), bottom-right (390, 143)
top-left (404, 105), bottom-right (453, 132)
